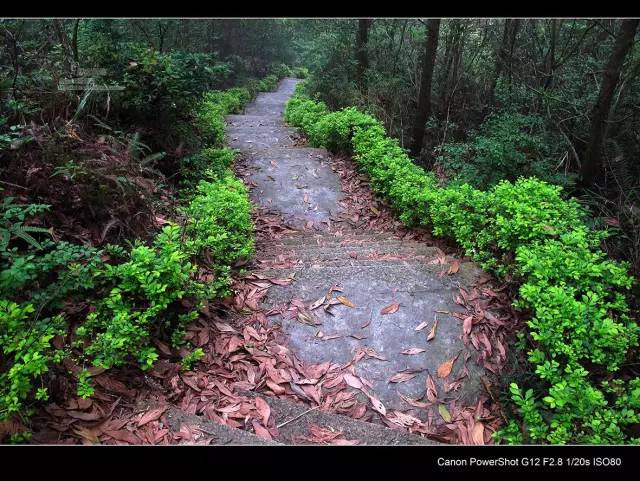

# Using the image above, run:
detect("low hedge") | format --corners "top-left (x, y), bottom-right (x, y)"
top-left (285, 83), bottom-right (640, 444)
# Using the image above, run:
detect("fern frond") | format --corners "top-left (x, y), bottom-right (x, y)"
top-left (12, 225), bottom-right (43, 250)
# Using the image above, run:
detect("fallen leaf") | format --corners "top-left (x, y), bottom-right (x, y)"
top-left (255, 397), bottom-right (271, 425)
top-left (138, 406), bottom-right (168, 427)
top-left (337, 296), bottom-right (355, 308)
top-left (309, 295), bottom-right (326, 310)
top-left (214, 322), bottom-right (237, 333)
top-left (437, 358), bottom-right (455, 378)
top-left (438, 404), bottom-right (452, 423)
top-left (448, 260), bottom-right (461, 275)
top-left (463, 316), bottom-right (473, 335)
top-left (471, 421), bottom-right (485, 445)
top-left (321, 334), bottom-right (342, 341)
top-left (389, 370), bottom-right (419, 383)
top-left (426, 374), bottom-right (438, 402)
top-left (367, 394), bottom-right (386, 416)
top-left (73, 425), bottom-right (101, 443)
top-left (427, 320), bottom-right (438, 341)
top-left (297, 311), bottom-right (320, 326)
top-left (66, 410), bottom-right (102, 421)
top-left (415, 321), bottom-right (429, 331)
top-left (343, 373), bottom-right (363, 389)
top-left (381, 303), bottom-right (400, 315)
top-left (362, 347), bottom-right (388, 361)
top-left (401, 347), bottom-right (426, 355)
top-left (252, 420), bottom-right (273, 440)
top-left (399, 394), bottom-right (431, 409)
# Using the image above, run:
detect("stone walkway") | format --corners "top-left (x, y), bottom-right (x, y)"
top-left (226, 78), bottom-right (502, 422)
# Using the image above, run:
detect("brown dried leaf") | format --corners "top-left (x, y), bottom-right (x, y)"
top-left (380, 302), bottom-right (400, 315)
top-left (252, 420), bottom-right (273, 440)
top-left (367, 394), bottom-right (386, 416)
top-left (73, 425), bottom-right (101, 444)
top-left (471, 421), bottom-right (485, 445)
top-left (389, 370), bottom-right (419, 383)
top-left (104, 429), bottom-right (141, 444)
top-left (337, 296), bottom-right (355, 308)
top-left (309, 295), bottom-right (326, 310)
top-left (343, 373), bottom-right (363, 389)
top-left (415, 321), bottom-right (429, 331)
top-left (427, 320), bottom-right (438, 341)
top-left (66, 410), bottom-right (102, 421)
top-left (401, 347), bottom-right (426, 355)
top-left (426, 374), bottom-right (438, 402)
top-left (255, 397), bottom-right (271, 426)
top-left (448, 260), bottom-right (461, 275)
top-left (437, 358), bottom-right (455, 378)
top-left (137, 406), bottom-right (168, 427)
top-left (463, 316), bottom-right (473, 336)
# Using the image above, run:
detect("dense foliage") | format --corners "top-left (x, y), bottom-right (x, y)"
top-left (285, 84), bottom-right (640, 444)
top-left (294, 19), bottom-right (640, 276)
top-left (0, 66), bottom-right (291, 431)
top-left (2, 18), bottom-right (639, 447)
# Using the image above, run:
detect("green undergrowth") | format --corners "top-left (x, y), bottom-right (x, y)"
top-left (0, 66), bottom-right (297, 432)
top-left (285, 82), bottom-right (640, 445)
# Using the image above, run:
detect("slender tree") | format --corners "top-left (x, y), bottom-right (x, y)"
top-left (355, 19), bottom-right (372, 93)
top-left (489, 18), bottom-right (520, 105)
top-left (410, 18), bottom-right (440, 159)
top-left (581, 19), bottom-right (639, 187)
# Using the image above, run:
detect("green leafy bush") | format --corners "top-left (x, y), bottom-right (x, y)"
top-left (0, 197), bottom-right (101, 420)
top-left (0, 301), bottom-right (64, 420)
top-left (77, 225), bottom-right (205, 370)
top-left (185, 172), bottom-right (254, 272)
top-left (181, 347), bottom-right (205, 371)
top-left (180, 146), bottom-right (237, 189)
top-left (193, 89), bottom-right (249, 147)
top-left (271, 63), bottom-right (292, 79)
top-left (285, 82), bottom-right (640, 444)
top-left (435, 112), bottom-right (574, 188)
top-left (257, 74), bottom-right (279, 92)
top-left (291, 66), bottom-right (309, 79)
top-left (308, 107), bottom-right (381, 152)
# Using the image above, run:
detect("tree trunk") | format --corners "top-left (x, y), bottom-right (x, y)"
top-left (581, 19), bottom-right (639, 188)
top-left (542, 19), bottom-right (558, 89)
top-left (52, 19), bottom-right (74, 73)
top-left (71, 19), bottom-right (80, 69)
top-left (355, 19), bottom-right (372, 93)
top-left (489, 19), bottom-right (520, 105)
top-left (410, 19), bottom-right (440, 159)
top-left (438, 22), bottom-right (455, 111)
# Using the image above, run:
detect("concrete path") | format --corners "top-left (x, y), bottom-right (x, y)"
top-left (227, 78), bottom-right (498, 422)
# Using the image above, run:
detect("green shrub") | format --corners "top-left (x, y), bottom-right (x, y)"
top-left (181, 347), bottom-right (205, 371)
top-left (0, 301), bottom-right (64, 420)
top-left (285, 82), bottom-right (640, 444)
top-left (257, 74), bottom-right (279, 92)
top-left (435, 112), bottom-right (575, 189)
top-left (291, 66), bottom-right (309, 79)
top-left (308, 107), bottom-right (381, 152)
top-left (77, 225), bottom-right (205, 370)
top-left (180, 146), bottom-right (237, 189)
top-left (271, 63), bottom-right (292, 79)
top-left (185, 172), bottom-right (254, 273)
